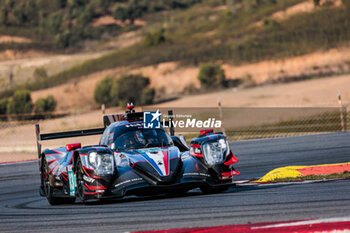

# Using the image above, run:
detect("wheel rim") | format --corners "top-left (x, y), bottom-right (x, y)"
top-left (76, 159), bottom-right (85, 201)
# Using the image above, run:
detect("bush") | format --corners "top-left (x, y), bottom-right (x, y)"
top-left (94, 76), bottom-right (114, 106)
top-left (7, 89), bottom-right (33, 119)
top-left (34, 95), bottom-right (57, 113)
top-left (197, 63), bottom-right (226, 88)
top-left (54, 30), bottom-right (70, 48)
top-left (144, 29), bottom-right (166, 46)
top-left (262, 18), bottom-right (278, 29)
top-left (0, 98), bottom-right (8, 120)
top-left (0, 98), bottom-right (8, 115)
top-left (141, 88), bottom-right (155, 105)
top-left (110, 74), bottom-right (155, 107)
top-left (33, 67), bottom-right (48, 81)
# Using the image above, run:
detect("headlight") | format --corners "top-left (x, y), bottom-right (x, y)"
top-left (88, 152), bottom-right (114, 175)
top-left (202, 140), bottom-right (227, 166)
top-left (218, 138), bottom-right (230, 156)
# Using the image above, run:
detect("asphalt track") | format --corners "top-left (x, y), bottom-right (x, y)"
top-left (1, 132), bottom-right (350, 232)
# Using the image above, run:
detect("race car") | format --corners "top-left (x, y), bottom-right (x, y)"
top-left (36, 105), bottom-right (239, 205)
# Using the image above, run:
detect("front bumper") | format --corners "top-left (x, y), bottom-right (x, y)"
top-left (86, 175), bottom-right (236, 200)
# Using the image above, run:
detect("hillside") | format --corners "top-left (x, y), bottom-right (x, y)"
top-left (1, 0), bottom-right (350, 111)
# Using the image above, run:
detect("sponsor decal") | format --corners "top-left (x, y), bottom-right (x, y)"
top-left (144, 109), bottom-right (222, 130)
top-left (83, 175), bottom-right (95, 183)
top-left (114, 178), bottom-right (143, 188)
top-left (183, 173), bottom-right (211, 177)
top-left (125, 123), bottom-right (143, 128)
top-left (163, 118), bottom-right (221, 129)
top-left (67, 166), bottom-right (76, 197)
top-left (144, 110), bottom-right (162, 129)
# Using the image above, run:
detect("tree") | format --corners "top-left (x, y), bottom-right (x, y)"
top-left (0, 0), bottom-right (14, 25)
top-left (144, 29), bottom-right (166, 46)
top-left (24, 1), bottom-right (39, 25)
top-left (7, 90), bottom-right (33, 119)
top-left (110, 74), bottom-right (155, 107)
top-left (55, 30), bottom-right (72, 48)
top-left (68, 0), bottom-right (86, 8)
top-left (35, 95), bottom-right (57, 113)
top-left (33, 67), bottom-right (48, 81)
top-left (113, 7), bottom-right (129, 22)
top-left (141, 88), bottom-right (155, 105)
top-left (0, 98), bottom-right (8, 121)
top-left (198, 63), bottom-right (226, 88)
top-left (0, 7), bottom-right (8, 25)
top-left (343, 0), bottom-right (350, 16)
top-left (94, 76), bottom-right (114, 106)
top-left (0, 98), bottom-right (8, 115)
top-left (13, 4), bottom-right (27, 25)
top-left (47, 12), bottom-right (63, 34)
top-left (113, 0), bottom-right (146, 24)
top-left (54, 0), bottom-right (67, 9)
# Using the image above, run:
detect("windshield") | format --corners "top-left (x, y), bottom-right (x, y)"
top-left (113, 129), bottom-right (173, 150)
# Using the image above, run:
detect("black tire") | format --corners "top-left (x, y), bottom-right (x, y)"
top-left (75, 156), bottom-right (87, 203)
top-left (200, 186), bottom-right (229, 194)
top-left (42, 157), bottom-right (76, 205)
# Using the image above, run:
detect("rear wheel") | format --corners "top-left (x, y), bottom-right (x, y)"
top-left (42, 157), bottom-right (75, 205)
top-left (76, 156), bottom-right (86, 203)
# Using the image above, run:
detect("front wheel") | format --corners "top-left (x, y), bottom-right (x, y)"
top-left (75, 156), bottom-right (87, 203)
top-left (42, 157), bottom-right (75, 205)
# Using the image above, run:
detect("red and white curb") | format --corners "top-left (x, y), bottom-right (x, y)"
top-left (136, 217), bottom-right (350, 233)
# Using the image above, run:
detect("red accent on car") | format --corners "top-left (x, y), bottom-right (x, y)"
top-left (82, 166), bottom-right (102, 179)
top-left (221, 170), bottom-right (240, 178)
top-left (200, 129), bottom-right (214, 135)
top-left (190, 144), bottom-right (204, 157)
top-left (84, 192), bottom-right (100, 195)
top-left (162, 150), bottom-right (169, 176)
top-left (84, 183), bottom-right (107, 190)
top-left (61, 172), bottom-right (68, 181)
top-left (66, 143), bottom-right (81, 152)
top-left (191, 154), bottom-right (204, 158)
top-left (224, 152), bottom-right (239, 165)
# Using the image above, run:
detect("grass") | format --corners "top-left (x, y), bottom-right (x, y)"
top-left (268, 171), bottom-right (350, 182)
top-left (2, 1), bottom-right (350, 99)
top-left (0, 0), bottom-right (305, 98)
top-left (225, 110), bottom-right (347, 141)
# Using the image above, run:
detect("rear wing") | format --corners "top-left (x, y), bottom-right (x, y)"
top-left (35, 109), bottom-right (175, 157)
top-left (35, 124), bottom-right (105, 157)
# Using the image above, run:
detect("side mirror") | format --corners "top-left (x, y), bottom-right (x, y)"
top-left (66, 143), bottom-right (81, 152)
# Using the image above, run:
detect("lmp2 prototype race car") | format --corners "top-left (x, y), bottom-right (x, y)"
top-left (36, 105), bottom-right (239, 205)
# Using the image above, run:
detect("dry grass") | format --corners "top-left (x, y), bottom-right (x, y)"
top-left (0, 35), bottom-right (32, 44)
top-left (30, 46), bottom-right (350, 111)
top-left (92, 15), bottom-right (146, 27)
top-left (0, 30), bottom-right (143, 89)
top-left (256, 0), bottom-right (342, 26)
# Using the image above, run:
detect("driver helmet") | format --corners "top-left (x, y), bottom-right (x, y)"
top-left (134, 131), bottom-right (146, 145)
